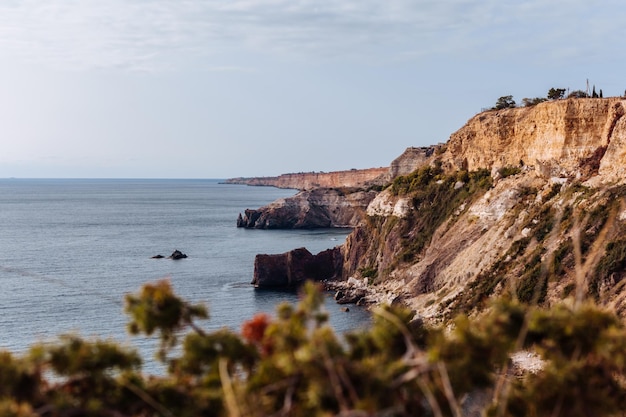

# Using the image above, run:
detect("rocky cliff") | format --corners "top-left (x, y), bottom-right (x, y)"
top-left (237, 188), bottom-right (378, 229)
top-left (341, 97), bottom-right (626, 322)
top-left (225, 167), bottom-right (389, 190)
top-left (246, 98), bottom-right (626, 323)
top-left (389, 145), bottom-right (443, 178)
top-left (252, 247), bottom-right (343, 288)
top-left (440, 98), bottom-right (626, 180)
top-left (230, 146), bottom-right (439, 230)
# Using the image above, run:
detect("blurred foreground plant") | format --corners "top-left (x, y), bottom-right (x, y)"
top-left (1, 280), bottom-right (626, 416)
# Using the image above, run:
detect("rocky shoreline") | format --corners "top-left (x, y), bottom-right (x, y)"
top-left (237, 98), bottom-right (626, 323)
top-left (236, 188), bottom-right (378, 229)
top-left (323, 277), bottom-right (403, 307)
top-left (252, 245), bottom-right (406, 309)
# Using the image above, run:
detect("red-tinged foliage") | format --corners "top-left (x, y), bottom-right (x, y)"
top-left (241, 313), bottom-right (271, 345)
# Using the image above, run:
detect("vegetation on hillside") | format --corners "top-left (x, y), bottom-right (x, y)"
top-left (445, 179), bottom-right (626, 320)
top-left (386, 165), bottom-right (492, 265)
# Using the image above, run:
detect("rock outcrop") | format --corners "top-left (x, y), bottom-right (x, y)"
top-left (365, 188), bottom-right (412, 218)
top-left (338, 98), bottom-right (626, 318)
top-left (237, 188), bottom-right (378, 229)
top-left (152, 250), bottom-right (188, 259)
top-left (169, 250), bottom-right (187, 260)
top-left (243, 98), bottom-right (626, 318)
top-left (389, 146), bottom-right (442, 178)
top-left (229, 147), bottom-right (439, 231)
top-left (225, 167), bottom-right (389, 191)
top-left (441, 98), bottom-right (626, 179)
top-left (252, 247), bottom-right (343, 288)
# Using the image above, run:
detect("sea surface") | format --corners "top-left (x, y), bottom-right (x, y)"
top-left (0, 179), bottom-right (370, 372)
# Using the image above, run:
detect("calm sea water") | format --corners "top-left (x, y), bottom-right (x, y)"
top-left (0, 179), bottom-right (370, 372)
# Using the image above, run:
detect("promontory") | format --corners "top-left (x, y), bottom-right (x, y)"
top-left (232, 97), bottom-right (626, 321)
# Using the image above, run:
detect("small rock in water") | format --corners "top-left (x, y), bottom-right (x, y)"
top-left (151, 254), bottom-right (165, 259)
top-left (169, 250), bottom-right (188, 260)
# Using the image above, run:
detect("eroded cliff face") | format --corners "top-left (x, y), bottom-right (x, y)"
top-left (347, 170), bottom-right (626, 322)
top-left (242, 98), bottom-right (626, 320)
top-left (389, 146), bottom-right (442, 178)
top-left (441, 98), bottom-right (626, 180)
top-left (341, 98), bottom-right (626, 321)
top-left (226, 167), bottom-right (389, 190)
top-left (237, 188), bottom-right (378, 229)
top-left (252, 247), bottom-right (343, 288)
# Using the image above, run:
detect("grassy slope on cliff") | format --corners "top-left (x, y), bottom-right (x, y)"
top-left (344, 160), bottom-right (626, 324)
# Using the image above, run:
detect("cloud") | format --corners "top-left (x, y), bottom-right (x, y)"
top-left (0, 0), bottom-right (623, 71)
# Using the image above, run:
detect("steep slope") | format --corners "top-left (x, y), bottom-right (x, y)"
top-left (441, 98), bottom-right (626, 179)
top-left (342, 98), bottom-right (626, 321)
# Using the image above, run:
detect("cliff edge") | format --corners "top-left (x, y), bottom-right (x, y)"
top-left (247, 98), bottom-right (626, 324)
top-left (440, 97), bottom-right (626, 181)
top-left (230, 146), bottom-right (443, 229)
top-left (341, 97), bottom-right (626, 322)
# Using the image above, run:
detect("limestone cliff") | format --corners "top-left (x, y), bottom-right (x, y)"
top-left (225, 167), bottom-right (389, 191)
top-left (243, 98), bottom-right (626, 322)
top-left (230, 148), bottom-right (440, 230)
top-left (341, 97), bottom-right (626, 322)
top-left (440, 98), bottom-right (626, 180)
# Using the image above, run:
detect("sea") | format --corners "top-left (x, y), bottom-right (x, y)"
top-left (0, 179), bottom-right (371, 373)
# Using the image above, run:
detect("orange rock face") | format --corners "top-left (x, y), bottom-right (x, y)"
top-left (442, 98), bottom-right (626, 180)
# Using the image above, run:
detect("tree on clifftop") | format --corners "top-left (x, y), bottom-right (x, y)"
top-left (568, 90), bottom-right (589, 98)
top-left (547, 88), bottom-right (566, 100)
top-left (522, 97), bottom-right (547, 107)
top-left (493, 95), bottom-right (516, 110)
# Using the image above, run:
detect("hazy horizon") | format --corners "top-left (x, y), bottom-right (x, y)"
top-left (2, 1), bottom-right (625, 179)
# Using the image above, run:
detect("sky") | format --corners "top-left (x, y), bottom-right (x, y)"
top-left (0, 1), bottom-right (625, 179)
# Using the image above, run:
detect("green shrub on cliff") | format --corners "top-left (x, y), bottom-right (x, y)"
top-left (522, 97), bottom-right (547, 107)
top-left (547, 88), bottom-right (566, 100)
top-left (498, 165), bottom-right (522, 178)
top-left (390, 164), bottom-right (445, 195)
top-left (568, 90), bottom-right (589, 99)
top-left (394, 167), bottom-right (492, 262)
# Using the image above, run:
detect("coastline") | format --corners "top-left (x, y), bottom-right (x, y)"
top-left (224, 167), bottom-right (389, 190)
